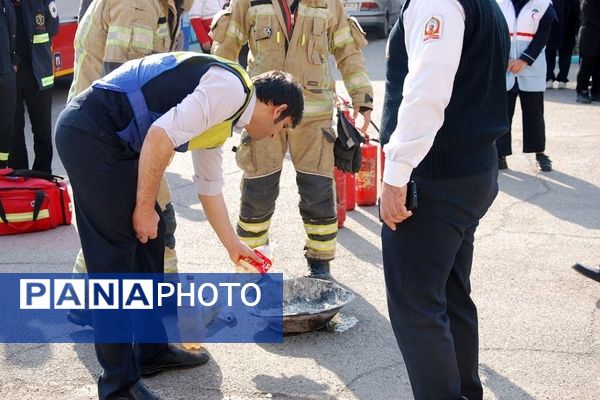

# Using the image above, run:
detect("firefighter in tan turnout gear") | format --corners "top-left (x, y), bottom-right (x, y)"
top-left (66, 0), bottom-right (193, 327)
top-left (212, 0), bottom-right (373, 279)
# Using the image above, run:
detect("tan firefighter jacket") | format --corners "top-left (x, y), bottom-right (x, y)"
top-left (68, 0), bottom-right (193, 100)
top-left (211, 0), bottom-right (373, 121)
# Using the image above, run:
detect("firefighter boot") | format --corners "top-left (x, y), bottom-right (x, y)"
top-left (306, 260), bottom-right (331, 280)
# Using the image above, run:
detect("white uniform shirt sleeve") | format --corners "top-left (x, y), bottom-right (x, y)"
top-left (152, 65), bottom-right (246, 195)
top-left (383, 0), bottom-right (466, 187)
top-left (192, 147), bottom-right (224, 196)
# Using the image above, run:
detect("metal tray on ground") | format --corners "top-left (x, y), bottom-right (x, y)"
top-left (281, 277), bottom-right (355, 334)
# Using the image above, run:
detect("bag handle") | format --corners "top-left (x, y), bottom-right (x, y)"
top-left (8, 169), bottom-right (65, 182)
top-left (0, 190), bottom-right (47, 231)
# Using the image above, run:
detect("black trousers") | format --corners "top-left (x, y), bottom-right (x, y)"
top-left (576, 55), bottom-right (600, 94)
top-left (496, 84), bottom-right (545, 157)
top-left (55, 103), bottom-right (169, 400)
top-left (9, 64), bottom-right (53, 173)
top-left (382, 168), bottom-right (498, 400)
top-left (0, 72), bottom-right (16, 167)
top-left (545, 44), bottom-right (573, 82)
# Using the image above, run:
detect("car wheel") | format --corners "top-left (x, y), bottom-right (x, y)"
top-left (378, 12), bottom-right (390, 38)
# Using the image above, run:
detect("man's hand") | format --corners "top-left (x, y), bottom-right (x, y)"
top-left (380, 182), bottom-right (413, 231)
top-left (508, 59), bottom-right (528, 74)
top-left (132, 205), bottom-right (160, 243)
top-left (226, 240), bottom-right (262, 265)
top-left (353, 107), bottom-right (372, 133)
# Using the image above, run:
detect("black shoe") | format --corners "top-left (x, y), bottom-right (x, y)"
top-left (306, 260), bottom-right (331, 280)
top-left (113, 381), bottom-right (163, 400)
top-left (572, 263), bottom-right (600, 283)
top-left (138, 345), bottom-right (209, 377)
top-left (576, 91), bottom-right (592, 104)
top-left (498, 156), bottom-right (508, 170)
top-left (591, 92), bottom-right (600, 102)
top-left (535, 153), bottom-right (552, 172)
top-left (67, 309), bottom-right (93, 328)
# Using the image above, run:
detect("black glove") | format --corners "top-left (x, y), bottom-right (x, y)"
top-left (334, 139), bottom-right (362, 172)
top-left (334, 108), bottom-right (364, 173)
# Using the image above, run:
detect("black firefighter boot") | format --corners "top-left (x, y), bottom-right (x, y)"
top-left (306, 260), bottom-right (331, 280)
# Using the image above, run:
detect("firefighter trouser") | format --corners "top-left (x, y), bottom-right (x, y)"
top-left (0, 72), bottom-right (16, 168)
top-left (56, 104), bottom-right (169, 400)
top-left (73, 174), bottom-right (178, 274)
top-left (235, 118), bottom-right (337, 261)
top-left (10, 64), bottom-right (53, 173)
top-left (496, 83), bottom-right (545, 157)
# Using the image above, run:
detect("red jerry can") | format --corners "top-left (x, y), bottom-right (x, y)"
top-left (334, 168), bottom-right (346, 228)
top-left (356, 138), bottom-right (378, 206)
top-left (345, 172), bottom-right (356, 211)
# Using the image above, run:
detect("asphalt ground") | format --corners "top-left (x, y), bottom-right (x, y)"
top-left (0, 35), bottom-right (599, 399)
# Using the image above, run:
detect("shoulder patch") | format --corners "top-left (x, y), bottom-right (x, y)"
top-left (48, 1), bottom-right (58, 19)
top-left (423, 15), bottom-right (442, 42)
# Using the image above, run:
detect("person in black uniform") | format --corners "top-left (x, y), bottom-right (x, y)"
top-left (380, 0), bottom-right (509, 399)
top-left (9, 0), bottom-right (57, 173)
top-left (0, 0), bottom-right (17, 170)
top-left (545, 0), bottom-right (579, 89)
top-left (576, 0), bottom-right (600, 103)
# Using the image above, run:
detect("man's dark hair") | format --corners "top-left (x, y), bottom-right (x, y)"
top-left (252, 71), bottom-right (304, 128)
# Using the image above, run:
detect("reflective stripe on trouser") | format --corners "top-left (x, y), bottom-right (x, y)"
top-left (237, 171), bottom-right (280, 248)
top-left (235, 119), bottom-right (337, 260)
top-left (72, 176), bottom-right (179, 273)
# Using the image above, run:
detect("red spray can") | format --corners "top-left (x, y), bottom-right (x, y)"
top-left (334, 168), bottom-right (346, 228)
top-left (356, 136), bottom-right (378, 206)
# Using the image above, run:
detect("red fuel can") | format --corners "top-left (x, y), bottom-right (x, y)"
top-left (356, 138), bottom-right (378, 206)
top-left (334, 168), bottom-right (347, 228)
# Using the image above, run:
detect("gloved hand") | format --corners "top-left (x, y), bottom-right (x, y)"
top-left (335, 107), bottom-right (364, 173)
top-left (334, 139), bottom-right (362, 173)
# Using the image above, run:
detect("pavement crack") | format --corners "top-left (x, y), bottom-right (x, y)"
top-left (335, 362), bottom-right (403, 394)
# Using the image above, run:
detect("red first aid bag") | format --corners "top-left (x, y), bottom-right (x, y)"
top-left (0, 169), bottom-right (72, 235)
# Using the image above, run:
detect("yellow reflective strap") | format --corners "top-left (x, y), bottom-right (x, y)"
top-left (297, 4), bottom-right (329, 19)
top-left (107, 26), bottom-right (132, 47)
top-left (238, 219), bottom-right (271, 234)
top-left (132, 26), bottom-right (154, 51)
top-left (303, 100), bottom-right (333, 118)
top-left (276, 31), bottom-right (281, 44)
top-left (0, 152), bottom-right (8, 161)
top-left (305, 238), bottom-right (337, 252)
top-left (226, 20), bottom-right (246, 43)
top-left (41, 75), bottom-right (54, 87)
top-left (333, 27), bottom-right (353, 49)
top-left (344, 71), bottom-right (371, 92)
top-left (32, 33), bottom-right (49, 44)
top-left (187, 121), bottom-right (232, 151)
top-left (239, 233), bottom-right (269, 248)
top-left (301, 33), bottom-right (306, 46)
top-left (1, 209), bottom-right (50, 223)
top-left (304, 222), bottom-right (338, 236)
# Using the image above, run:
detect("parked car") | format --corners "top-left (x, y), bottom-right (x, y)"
top-left (343, 0), bottom-right (403, 38)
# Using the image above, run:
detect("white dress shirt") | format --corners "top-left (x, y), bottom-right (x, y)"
top-left (383, 0), bottom-right (466, 187)
top-left (153, 65), bottom-right (256, 196)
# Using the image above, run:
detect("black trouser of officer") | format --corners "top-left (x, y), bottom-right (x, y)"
top-left (382, 167), bottom-right (498, 400)
top-left (9, 63), bottom-right (53, 173)
top-left (545, 44), bottom-right (573, 82)
top-left (0, 72), bottom-right (16, 168)
top-left (496, 83), bottom-right (545, 157)
top-left (576, 55), bottom-right (600, 95)
top-left (55, 102), bottom-right (169, 400)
